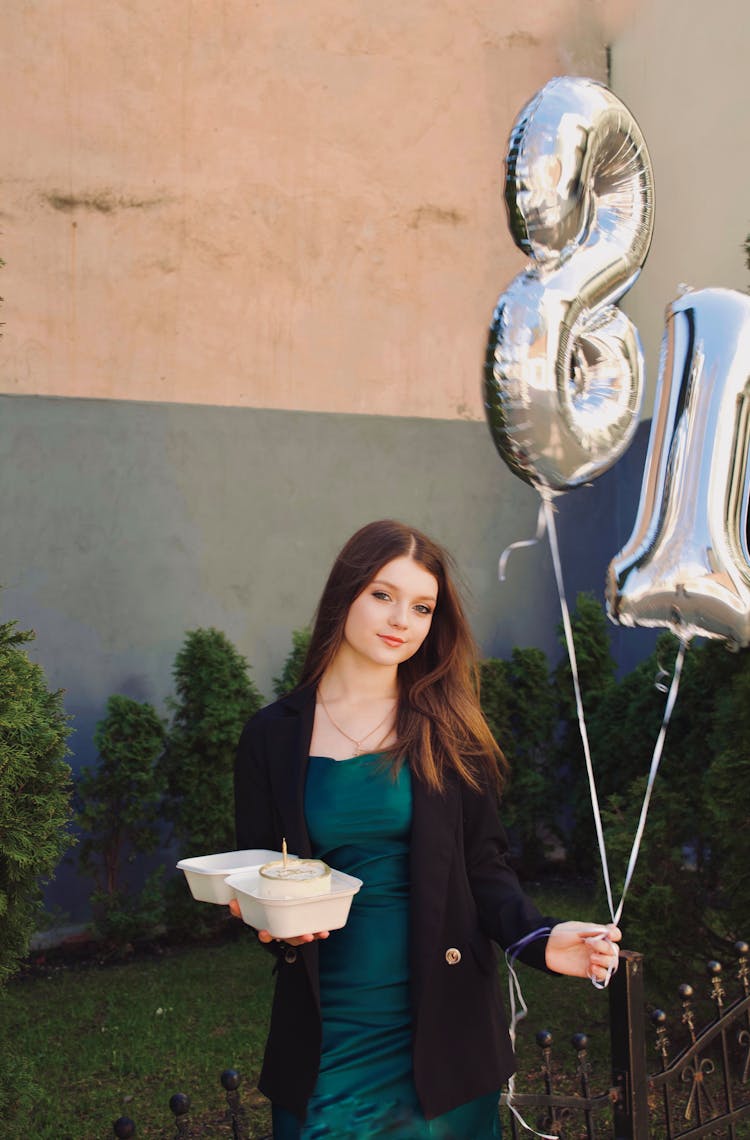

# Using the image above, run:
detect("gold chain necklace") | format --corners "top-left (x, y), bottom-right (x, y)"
top-left (317, 690), bottom-right (395, 756)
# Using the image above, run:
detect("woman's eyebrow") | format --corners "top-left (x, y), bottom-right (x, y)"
top-left (371, 579), bottom-right (438, 603)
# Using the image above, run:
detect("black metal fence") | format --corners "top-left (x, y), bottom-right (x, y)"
top-left (501, 942), bottom-right (750, 1139)
top-left (113, 1068), bottom-right (261, 1139)
top-left (112, 941), bottom-right (750, 1139)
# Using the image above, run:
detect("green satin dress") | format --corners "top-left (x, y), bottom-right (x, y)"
top-left (272, 753), bottom-right (501, 1140)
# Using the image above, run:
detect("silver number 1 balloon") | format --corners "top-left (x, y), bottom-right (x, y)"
top-left (484, 76), bottom-right (654, 495)
top-left (607, 287), bottom-right (750, 648)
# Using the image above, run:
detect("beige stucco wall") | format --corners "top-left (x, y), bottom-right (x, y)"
top-left (1, 0), bottom-right (623, 419)
top-left (612, 0), bottom-right (750, 417)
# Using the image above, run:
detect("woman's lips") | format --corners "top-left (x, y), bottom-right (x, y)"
top-left (378, 634), bottom-right (405, 647)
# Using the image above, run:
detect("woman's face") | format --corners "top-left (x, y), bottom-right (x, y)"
top-left (341, 556), bottom-right (438, 670)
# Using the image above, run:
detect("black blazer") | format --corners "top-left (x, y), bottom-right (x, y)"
top-left (234, 686), bottom-right (556, 1122)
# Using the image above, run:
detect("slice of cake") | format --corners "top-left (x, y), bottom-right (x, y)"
top-left (257, 857), bottom-right (332, 899)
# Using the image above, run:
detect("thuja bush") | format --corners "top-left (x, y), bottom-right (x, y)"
top-left (704, 658), bottom-right (750, 942)
top-left (480, 648), bottom-right (558, 874)
top-left (0, 618), bottom-right (73, 1118)
top-left (601, 775), bottom-right (706, 989)
top-left (0, 620), bottom-right (73, 986)
top-left (504, 647), bottom-right (560, 871)
top-left (554, 592), bottom-right (619, 874)
top-left (159, 629), bottom-right (264, 935)
top-left (76, 695), bottom-right (166, 947)
top-left (273, 627), bottom-right (311, 697)
top-left (482, 611), bottom-right (622, 877)
top-left (589, 635), bottom-right (750, 985)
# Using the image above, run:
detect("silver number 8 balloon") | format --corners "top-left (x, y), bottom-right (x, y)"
top-left (484, 76), bottom-right (654, 496)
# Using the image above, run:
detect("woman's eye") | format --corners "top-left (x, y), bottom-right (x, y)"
top-left (372, 590), bottom-right (391, 601)
top-left (414, 604), bottom-right (432, 615)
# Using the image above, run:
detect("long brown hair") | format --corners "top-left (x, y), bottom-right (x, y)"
top-left (298, 520), bottom-right (507, 793)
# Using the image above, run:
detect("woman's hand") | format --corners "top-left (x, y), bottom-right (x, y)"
top-left (257, 929), bottom-right (330, 947)
top-left (544, 921), bottom-right (621, 984)
top-left (228, 898), bottom-right (329, 946)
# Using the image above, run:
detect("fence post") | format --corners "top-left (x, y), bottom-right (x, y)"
top-left (609, 950), bottom-right (648, 1139)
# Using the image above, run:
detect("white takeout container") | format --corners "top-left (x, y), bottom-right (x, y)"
top-left (224, 867), bottom-right (363, 940)
top-left (176, 849), bottom-right (282, 905)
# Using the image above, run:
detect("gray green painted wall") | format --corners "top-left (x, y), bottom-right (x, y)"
top-left (0, 394), bottom-right (654, 921)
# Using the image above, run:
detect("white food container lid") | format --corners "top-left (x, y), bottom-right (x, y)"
top-left (177, 849), bottom-right (283, 905)
top-left (224, 867), bottom-right (363, 940)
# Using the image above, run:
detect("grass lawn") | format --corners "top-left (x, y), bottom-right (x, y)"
top-left (3, 928), bottom-right (274, 1139)
top-left (2, 881), bottom-right (623, 1139)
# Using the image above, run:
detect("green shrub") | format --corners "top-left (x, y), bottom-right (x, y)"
top-left (704, 657), bottom-right (750, 941)
top-left (601, 777), bottom-right (709, 989)
top-left (0, 620), bottom-right (74, 987)
top-left (554, 593), bottom-right (619, 873)
top-left (480, 648), bottom-right (559, 873)
top-left (75, 695), bottom-right (166, 947)
top-left (479, 657), bottom-right (513, 748)
top-left (158, 629), bottom-right (264, 935)
top-left (0, 618), bottom-right (73, 1120)
top-left (273, 627), bottom-right (311, 697)
top-left (555, 592), bottom-right (617, 720)
top-left (593, 637), bottom-right (750, 984)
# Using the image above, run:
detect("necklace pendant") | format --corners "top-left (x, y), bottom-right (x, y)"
top-left (318, 690), bottom-right (393, 759)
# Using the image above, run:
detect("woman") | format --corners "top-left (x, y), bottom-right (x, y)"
top-left (233, 520), bottom-right (620, 1139)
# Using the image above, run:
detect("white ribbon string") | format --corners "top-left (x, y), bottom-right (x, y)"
top-left (497, 497), bottom-right (688, 1130)
top-left (541, 496), bottom-right (688, 942)
top-left (504, 929), bottom-right (558, 1140)
top-left (612, 637), bottom-right (686, 926)
top-left (541, 496), bottom-right (617, 926)
top-left (499, 501), bottom-right (547, 582)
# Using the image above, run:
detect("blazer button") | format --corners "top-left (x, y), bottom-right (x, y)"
top-left (445, 947), bottom-right (462, 965)
top-left (283, 946), bottom-right (298, 964)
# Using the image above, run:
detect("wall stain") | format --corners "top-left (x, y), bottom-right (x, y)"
top-left (44, 190), bottom-right (168, 214)
top-left (500, 31), bottom-right (540, 48)
top-left (408, 204), bottom-right (466, 229)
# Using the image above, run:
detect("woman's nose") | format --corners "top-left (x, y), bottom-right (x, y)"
top-left (389, 606), bottom-right (408, 629)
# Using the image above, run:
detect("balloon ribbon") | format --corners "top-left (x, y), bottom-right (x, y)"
top-left (498, 501), bottom-right (547, 581)
top-left (541, 496), bottom-right (687, 934)
top-left (497, 499), bottom-right (687, 1138)
top-left (503, 928), bottom-right (558, 1139)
